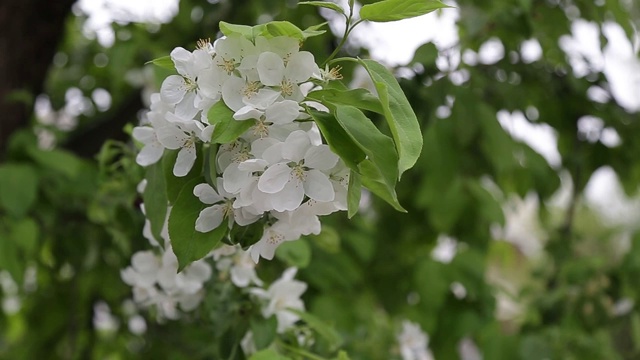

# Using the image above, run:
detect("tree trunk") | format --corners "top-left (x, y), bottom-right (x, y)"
top-left (0, 0), bottom-right (75, 157)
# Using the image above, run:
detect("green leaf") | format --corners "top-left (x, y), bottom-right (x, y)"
top-left (143, 161), bottom-right (168, 241)
top-left (207, 101), bottom-right (254, 144)
top-left (334, 351), bottom-right (352, 360)
top-left (307, 109), bottom-right (366, 170)
top-left (264, 21), bottom-right (305, 40)
top-left (299, 1), bottom-right (346, 15)
top-left (145, 55), bottom-right (176, 71)
top-left (228, 221), bottom-right (264, 249)
top-left (347, 169), bottom-right (361, 218)
top-left (302, 22), bottom-right (328, 39)
top-left (359, 159), bottom-right (405, 212)
top-left (411, 42), bottom-right (438, 66)
top-left (359, 59), bottom-right (423, 178)
top-left (168, 178), bottom-right (227, 271)
top-left (360, 0), bottom-right (452, 22)
top-left (0, 232), bottom-right (23, 284)
top-left (250, 316), bottom-right (278, 350)
top-left (332, 105), bottom-right (404, 211)
top-left (307, 226), bottom-right (340, 253)
top-left (26, 146), bottom-right (82, 179)
top-left (307, 88), bottom-right (384, 114)
top-left (276, 239), bottom-right (311, 268)
top-left (10, 218), bottom-right (39, 255)
top-left (0, 164), bottom-right (38, 218)
top-left (203, 144), bottom-right (218, 187)
top-left (287, 309), bottom-right (343, 350)
top-left (249, 349), bottom-right (291, 360)
top-left (219, 21), bottom-right (254, 39)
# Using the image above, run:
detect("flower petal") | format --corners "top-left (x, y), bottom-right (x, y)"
top-left (303, 144), bottom-right (339, 170)
top-left (173, 144), bottom-right (197, 177)
top-left (160, 75), bottom-right (187, 105)
top-left (195, 205), bottom-right (226, 232)
top-left (258, 163), bottom-right (291, 194)
top-left (304, 169), bottom-right (335, 202)
top-left (257, 52), bottom-right (285, 86)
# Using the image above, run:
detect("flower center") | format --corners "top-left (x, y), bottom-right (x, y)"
top-left (280, 79), bottom-right (294, 97)
top-left (266, 230), bottom-right (284, 245)
top-left (243, 81), bottom-right (261, 98)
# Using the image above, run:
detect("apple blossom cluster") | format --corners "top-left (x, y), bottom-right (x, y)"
top-left (120, 246), bottom-right (213, 320)
top-left (124, 181), bottom-right (307, 335)
top-left (133, 32), bottom-right (348, 263)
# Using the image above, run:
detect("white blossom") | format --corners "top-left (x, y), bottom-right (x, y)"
top-left (251, 268), bottom-right (306, 333)
top-left (397, 321), bottom-right (434, 360)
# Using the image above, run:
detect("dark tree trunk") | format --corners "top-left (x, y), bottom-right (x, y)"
top-left (0, 0), bottom-right (75, 157)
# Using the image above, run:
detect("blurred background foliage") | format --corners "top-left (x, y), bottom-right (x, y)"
top-left (0, 0), bottom-right (639, 358)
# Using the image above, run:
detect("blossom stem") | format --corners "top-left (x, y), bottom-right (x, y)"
top-left (322, 7), bottom-right (364, 67)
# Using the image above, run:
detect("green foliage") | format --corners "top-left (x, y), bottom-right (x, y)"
top-left (359, 0), bottom-right (452, 22)
top-left (1, 0), bottom-right (639, 359)
top-left (168, 178), bottom-right (226, 270)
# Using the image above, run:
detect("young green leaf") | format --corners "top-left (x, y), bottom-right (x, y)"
top-left (207, 101), bottom-right (254, 144)
top-left (360, 0), bottom-right (452, 22)
top-left (203, 144), bottom-right (218, 187)
top-left (264, 21), bottom-right (306, 40)
top-left (276, 239), bottom-right (312, 268)
top-left (347, 169), bottom-right (361, 218)
top-left (0, 164), bottom-right (38, 218)
top-left (219, 21), bottom-right (254, 39)
top-left (299, 1), bottom-right (346, 16)
top-left (143, 161), bottom-right (168, 241)
top-left (359, 159), bottom-right (405, 212)
top-left (145, 55), bottom-right (176, 71)
top-left (168, 178), bottom-right (227, 271)
top-left (359, 59), bottom-right (423, 178)
top-left (249, 349), bottom-right (292, 360)
top-left (307, 88), bottom-right (384, 114)
top-left (250, 316), bottom-right (278, 350)
top-left (302, 22), bottom-right (328, 38)
top-left (307, 109), bottom-right (366, 170)
top-left (332, 105), bottom-right (404, 211)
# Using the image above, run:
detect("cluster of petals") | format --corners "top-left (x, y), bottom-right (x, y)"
top-left (133, 33), bottom-right (349, 263)
top-left (120, 245), bottom-right (212, 320)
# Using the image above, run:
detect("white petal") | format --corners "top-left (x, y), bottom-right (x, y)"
top-left (223, 163), bottom-right (252, 194)
top-left (193, 183), bottom-right (222, 204)
top-left (304, 169), bottom-right (335, 202)
top-left (170, 47), bottom-right (193, 76)
top-left (160, 75), bottom-right (187, 105)
top-left (195, 205), bottom-right (226, 232)
top-left (221, 76), bottom-right (246, 111)
top-left (285, 51), bottom-right (317, 83)
top-left (199, 124), bottom-right (214, 142)
top-left (136, 142), bottom-right (164, 166)
top-left (132, 126), bottom-right (155, 143)
top-left (304, 144), bottom-right (339, 170)
top-left (271, 180), bottom-right (305, 212)
top-left (174, 145), bottom-right (197, 177)
top-left (245, 88), bottom-right (280, 109)
top-left (261, 142), bottom-right (284, 164)
top-left (257, 52), bottom-right (285, 86)
top-left (258, 163), bottom-right (291, 194)
top-left (156, 123), bottom-right (187, 149)
top-left (265, 100), bottom-right (300, 125)
top-left (175, 91), bottom-right (199, 120)
top-left (282, 130), bottom-right (310, 162)
top-left (234, 106), bottom-right (263, 121)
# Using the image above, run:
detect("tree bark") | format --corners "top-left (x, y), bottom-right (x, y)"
top-left (0, 0), bottom-right (75, 157)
